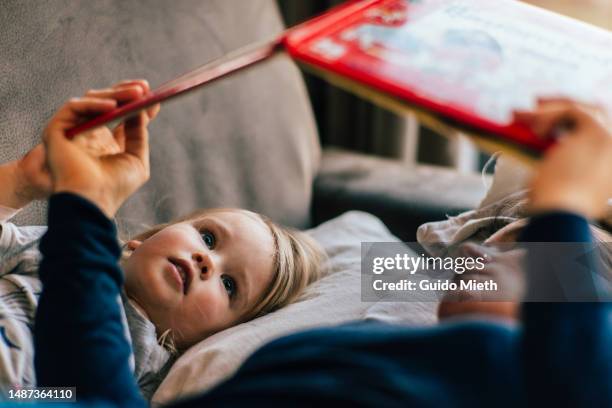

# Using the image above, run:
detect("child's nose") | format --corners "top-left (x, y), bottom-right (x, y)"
top-left (192, 252), bottom-right (213, 279)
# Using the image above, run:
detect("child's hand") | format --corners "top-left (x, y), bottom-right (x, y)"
top-left (43, 80), bottom-right (159, 218)
top-left (514, 99), bottom-right (612, 219)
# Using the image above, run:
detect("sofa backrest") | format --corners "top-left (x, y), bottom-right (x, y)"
top-left (0, 0), bottom-right (320, 232)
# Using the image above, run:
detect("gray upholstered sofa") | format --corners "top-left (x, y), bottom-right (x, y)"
top-left (1, 0), bottom-right (486, 240)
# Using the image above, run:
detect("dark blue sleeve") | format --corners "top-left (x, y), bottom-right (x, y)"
top-left (34, 193), bottom-right (146, 407)
top-left (519, 212), bottom-right (612, 407)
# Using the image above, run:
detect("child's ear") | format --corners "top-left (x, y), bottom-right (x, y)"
top-left (126, 240), bottom-right (143, 251)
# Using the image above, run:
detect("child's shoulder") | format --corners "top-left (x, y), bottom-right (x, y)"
top-left (1, 221), bottom-right (47, 245)
top-left (0, 221), bottom-right (46, 277)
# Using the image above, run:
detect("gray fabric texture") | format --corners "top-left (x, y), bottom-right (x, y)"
top-left (0, 0), bottom-right (320, 232)
top-left (121, 292), bottom-right (174, 401)
top-left (0, 222), bottom-right (45, 394)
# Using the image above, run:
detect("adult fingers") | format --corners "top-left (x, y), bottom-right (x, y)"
top-left (113, 81), bottom-right (159, 119)
top-left (535, 97), bottom-right (601, 111)
top-left (123, 111), bottom-right (150, 170)
top-left (112, 124), bottom-right (127, 151)
top-left (513, 100), bottom-right (595, 140)
top-left (106, 80), bottom-right (159, 119)
top-left (113, 79), bottom-right (150, 95)
top-left (146, 103), bottom-right (161, 120)
top-left (90, 81), bottom-right (159, 120)
top-left (45, 97), bottom-right (117, 139)
top-left (85, 85), bottom-right (144, 103)
top-left (111, 80), bottom-right (159, 119)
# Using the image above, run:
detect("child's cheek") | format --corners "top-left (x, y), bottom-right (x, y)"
top-left (159, 228), bottom-right (203, 255)
top-left (188, 286), bottom-right (228, 328)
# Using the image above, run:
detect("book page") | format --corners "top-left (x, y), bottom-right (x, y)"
top-left (308, 0), bottom-right (612, 124)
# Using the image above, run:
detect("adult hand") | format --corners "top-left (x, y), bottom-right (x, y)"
top-left (43, 80), bottom-right (160, 218)
top-left (0, 144), bottom-right (53, 210)
top-left (514, 99), bottom-right (612, 219)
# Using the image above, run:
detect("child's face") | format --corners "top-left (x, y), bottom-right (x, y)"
top-left (122, 210), bottom-right (275, 349)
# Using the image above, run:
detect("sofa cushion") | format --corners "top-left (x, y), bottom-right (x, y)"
top-left (0, 0), bottom-right (320, 231)
top-left (313, 148), bottom-right (488, 241)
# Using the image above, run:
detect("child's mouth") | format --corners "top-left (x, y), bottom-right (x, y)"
top-left (168, 258), bottom-right (194, 295)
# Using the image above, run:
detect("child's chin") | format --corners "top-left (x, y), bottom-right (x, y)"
top-left (128, 279), bottom-right (180, 315)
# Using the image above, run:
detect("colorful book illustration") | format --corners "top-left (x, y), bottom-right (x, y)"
top-left (67, 0), bottom-right (612, 161)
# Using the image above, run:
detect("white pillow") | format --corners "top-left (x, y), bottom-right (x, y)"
top-left (152, 211), bottom-right (437, 404)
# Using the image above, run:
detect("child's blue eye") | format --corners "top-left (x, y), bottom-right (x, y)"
top-left (201, 231), bottom-right (216, 249)
top-left (221, 275), bottom-right (236, 297)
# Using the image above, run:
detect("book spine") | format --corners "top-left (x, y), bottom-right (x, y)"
top-left (66, 40), bottom-right (283, 139)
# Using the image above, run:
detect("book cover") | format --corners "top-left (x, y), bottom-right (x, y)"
top-left (283, 0), bottom-right (612, 159)
top-left (68, 0), bottom-right (612, 161)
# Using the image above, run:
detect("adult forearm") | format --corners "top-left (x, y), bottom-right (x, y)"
top-left (35, 193), bottom-right (145, 406)
top-left (0, 160), bottom-right (31, 209)
top-left (520, 212), bottom-right (612, 406)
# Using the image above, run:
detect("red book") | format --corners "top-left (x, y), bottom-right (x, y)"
top-left (67, 0), bottom-right (612, 160)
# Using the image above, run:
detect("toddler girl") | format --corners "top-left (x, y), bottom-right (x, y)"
top-left (0, 80), bottom-right (324, 399)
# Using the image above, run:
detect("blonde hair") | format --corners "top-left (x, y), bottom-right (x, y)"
top-left (246, 212), bottom-right (326, 320)
top-left (122, 208), bottom-right (326, 344)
